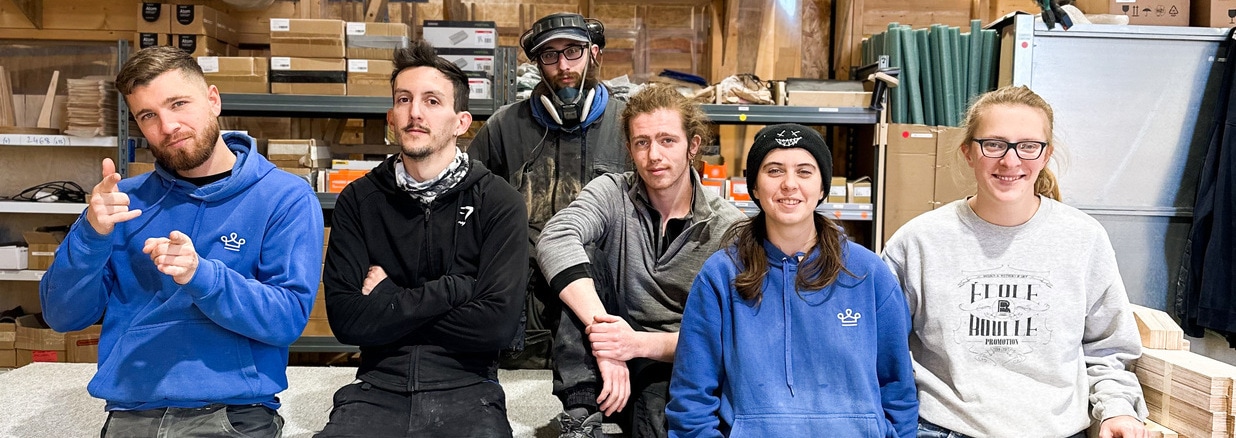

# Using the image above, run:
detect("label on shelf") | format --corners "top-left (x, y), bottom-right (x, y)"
top-left (347, 59), bottom-right (369, 73)
top-left (197, 56), bottom-right (220, 73)
top-left (346, 22), bottom-right (367, 35)
top-left (271, 57), bottom-right (292, 70)
top-left (0, 134), bottom-right (116, 147)
top-left (270, 18), bottom-right (290, 32)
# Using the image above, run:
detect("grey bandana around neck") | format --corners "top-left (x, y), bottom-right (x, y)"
top-left (395, 148), bottom-right (471, 206)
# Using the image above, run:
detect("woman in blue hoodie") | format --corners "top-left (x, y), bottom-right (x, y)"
top-left (667, 124), bottom-right (917, 438)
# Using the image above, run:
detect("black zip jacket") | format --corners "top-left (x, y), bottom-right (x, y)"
top-left (323, 155), bottom-right (529, 392)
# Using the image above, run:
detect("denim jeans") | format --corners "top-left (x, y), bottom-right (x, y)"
top-left (101, 403), bottom-right (283, 438)
top-left (314, 380), bottom-right (512, 438)
top-left (918, 420), bottom-right (1085, 438)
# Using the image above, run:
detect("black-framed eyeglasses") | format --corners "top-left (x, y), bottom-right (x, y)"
top-left (972, 138), bottom-right (1049, 160)
top-left (536, 45), bottom-right (586, 65)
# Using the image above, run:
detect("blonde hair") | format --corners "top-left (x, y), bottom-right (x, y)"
top-left (959, 85), bottom-right (1062, 201)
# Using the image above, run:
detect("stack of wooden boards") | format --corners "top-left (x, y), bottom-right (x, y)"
top-left (1132, 305), bottom-right (1236, 438)
top-left (65, 76), bottom-right (116, 138)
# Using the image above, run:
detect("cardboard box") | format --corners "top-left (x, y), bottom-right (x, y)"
top-left (466, 71), bottom-right (492, 100)
top-left (174, 34), bottom-right (227, 57)
top-left (128, 162), bottom-right (156, 176)
top-left (1075, 0), bottom-right (1190, 25)
top-left (14, 315), bottom-right (102, 367)
top-left (700, 178), bottom-right (726, 199)
top-left (268, 139), bottom-right (332, 168)
top-left (346, 22), bottom-right (411, 60)
top-left (848, 176), bottom-right (872, 204)
top-left (214, 9), bottom-right (237, 45)
top-left (270, 19), bottom-right (346, 59)
top-left (422, 20), bottom-right (498, 49)
top-left (0, 322), bottom-right (14, 350)
top-left (330, 159), bottom-right (385, 170)
top-left (327, 169), bottom-right (370, 193)
top-left (0, 349), bottom-right (14, 368)
top-left (883, 124), bottom-right (973, 245)
top-left (135, 32), bottom-right (171, 50)
top-left (270, 57), bottom-right (347, 96)
top-left (136, 2), bottom-right (171, 35)
top-left (302, 318), bottom-right (333, 337)
top-left (0, 246), bottom-right (27, 270)
top-left (828, 176), bottom-right (848, 203)
top-left (199, 56), bottom-right (269, 94)
top-left (1191, 0), bottom-right (1236, 26)
top-left (435, 48), bottom-right (496, 75)
top-left (346, 59), bottom-right (394, 97)
top-left (171, 4), bottom-right (217, 39)
top-left (23, 231), bottom-right (64, 271)
top-left (728, 177), bottom-right (751, 201)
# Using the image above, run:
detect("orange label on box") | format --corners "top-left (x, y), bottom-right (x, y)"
top-left (31, 350), bottom-right (58, 362)
top-left (76, 338), bottom-right (100, 347)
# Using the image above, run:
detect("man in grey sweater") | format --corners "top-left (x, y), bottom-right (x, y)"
top-left (536, 84), bottom-right (745, 438)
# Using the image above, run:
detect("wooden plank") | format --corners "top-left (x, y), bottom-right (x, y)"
top-left (35, 70), bottom-right (57, 130)
top-left (1146, 418), bottom-right (1180, 438)
top-left (365, 0), bottom-right (388, 22)
top-left (1, 0), bottom-right (41, 28)
top-left (1133, 304), bottom-right (1185, 350)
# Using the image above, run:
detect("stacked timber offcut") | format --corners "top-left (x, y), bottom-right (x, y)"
top-left (1132, 305), bottom-right (1236, 437)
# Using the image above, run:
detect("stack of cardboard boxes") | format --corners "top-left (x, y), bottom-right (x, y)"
top-left (303, 227), bottom-right (332, 338)
top-left (344, 22), bottom-right (410, 97)
top-left (136, 2), bottom-right (238, 57)
top-left (423, 20), bottom-right (497, 101)
top-left (269, 18), bottom-right (347, 96)
top-left (267, 138), bottom-right (332, 192)
top-left (13, 315), bottom-right (102, 368)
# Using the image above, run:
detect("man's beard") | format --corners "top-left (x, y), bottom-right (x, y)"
top-left (399, 123), bottom-right (444, 161)
top-left (151, 118), bottom-right (220, 172)
top-left (548, 62), bottom-right (600, 94)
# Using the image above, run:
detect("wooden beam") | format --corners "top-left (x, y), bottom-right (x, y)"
top-left (0, 28), bottom-right (131, 41)
top-left (1, 0), bottom-right (42, 29)
top-left (364, 0), bottom-right (387, 23)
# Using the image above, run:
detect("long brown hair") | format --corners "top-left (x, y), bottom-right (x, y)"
top-left (722, 209), bottom-right (849, 303)
top-left (960, 85), bottom-right (1061, 201)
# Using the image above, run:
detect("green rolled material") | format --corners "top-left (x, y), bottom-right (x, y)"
top-left (936, 26), bottom-right (957, 127)
top-left (967, 20), bottom-right (983, 107)
top-left (980, 29), bottom-right (997, 93)
top-left (901, 25), bottom-right (923, 124)
top-left (916, 28), bottom-right (935, 126)
top-left (887, 23), bottom-right (905, 123)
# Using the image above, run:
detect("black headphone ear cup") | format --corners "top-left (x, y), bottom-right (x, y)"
top-left (586, 19), bottom-right (606, 50)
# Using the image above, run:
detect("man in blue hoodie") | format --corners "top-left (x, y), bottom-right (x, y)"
top-left (39, 46), bottom-right (324, 437)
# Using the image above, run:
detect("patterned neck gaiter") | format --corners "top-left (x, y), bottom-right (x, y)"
top-left (394, 148), bottom-right (471, 206)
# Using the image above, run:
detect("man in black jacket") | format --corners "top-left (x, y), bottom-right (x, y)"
top-left (317, 39), bottom-right (529, 437)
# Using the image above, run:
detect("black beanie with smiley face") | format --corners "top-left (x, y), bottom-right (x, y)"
top-left (744, 123), bottom-right (833, 208)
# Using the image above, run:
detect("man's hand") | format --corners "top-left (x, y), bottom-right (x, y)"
top-left (362, 265), bottom-right (387, 295)
top-left (588, 314), bottom-right (643, 362)
top-left (142, 231), bottom-right (199, 285)
top-left (87, 158), bottom-right (142, 235)
top-left (1099, 415), bottom-right (1149, 438)
top-left (595, 357), bottom-right (630, 416)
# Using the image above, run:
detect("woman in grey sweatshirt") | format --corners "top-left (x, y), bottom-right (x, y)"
top-left (882, 86), bottom-right (1148, 438)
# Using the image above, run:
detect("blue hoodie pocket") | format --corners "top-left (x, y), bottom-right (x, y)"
top-left (89, 320), bottom-right (261, 404)
top-left (730, 413), bottom-right (881, 438)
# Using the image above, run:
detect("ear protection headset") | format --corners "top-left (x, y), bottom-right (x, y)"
top-left (520, 13), bottom-right (607, 129)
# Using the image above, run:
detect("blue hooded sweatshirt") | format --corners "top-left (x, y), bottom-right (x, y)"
top-left (39, 132), bottom-right (324, 411)
top-left (668, 239), bottom-right (917, 438)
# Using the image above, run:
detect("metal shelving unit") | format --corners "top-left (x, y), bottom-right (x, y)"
top-left (220, 94), bottom-right (500, 118)
top-left (229, 92), bottom-right (886, 352)
top-left (0, 270), bottom-right (44, 282)
top-left (700, 104), bottom-right (879, 125)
